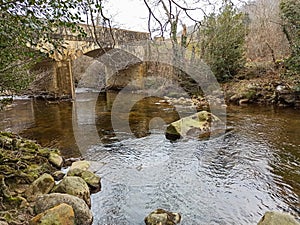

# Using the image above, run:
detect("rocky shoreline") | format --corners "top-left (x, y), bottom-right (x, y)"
top-left (222, 70), bottom-right (300, 108)
top-left (0, 131), bottom-right (100, 225)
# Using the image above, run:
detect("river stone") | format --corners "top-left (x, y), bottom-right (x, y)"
top-left (51, 176), bottom-right (91, 207)
top-left (80, 170), bottom-right (101, 192)
top-left (52, 170), bottom-right (65, 181)
top-left (25, 173), bottom-right (55, 201)
top-left (30, 203), bottom-right (75, 225)
top-left (67, 168), bottom-right (101, 193)
top-left (35, 193), bottom-right (93, 225)
top-left (165, 111), bottom-right (225, 140)
top-left (68, 160), bottom-right (90, 175)
top-left (48, 152), bottom-right (64, 168)
top-left (257, 211), bottom-right (300, 225)
top-left (0, 221), bottom-right (8, 225)
top-left (145, 209), bottom-right (181, 225)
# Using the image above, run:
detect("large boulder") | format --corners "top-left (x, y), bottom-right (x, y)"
top-left (165, 111), bottom-right (226, 140)
top-left (51, 176), bottom-right (91, 207)
top-left (257, 211), bottom-right (300, 225)
top-left (30, 203), bottom-right (75, 225)
top-left (25, 173), bottom-right (55, 202)
top-left (35, 193), bottom-right (93, 225)
top-left (145, 209), bottom-right (181, 225)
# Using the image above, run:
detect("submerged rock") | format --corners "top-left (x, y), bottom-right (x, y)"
top-left (145, 209), bottom-right (181, 225)
top-left (30, 203), bottom-right (75, 225)
top-left (257, 211), bottom-right (300, 225)
top-left (52, 176), bottom-right (91, 207)
top-left (35, 193), bottom-right (93, 225)
top-left (165, 111), bottom-right (226, 140)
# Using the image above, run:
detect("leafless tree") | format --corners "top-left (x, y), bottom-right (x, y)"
top-left (81, 0), bottom-right (116, 50)
top-left (242, 0), bottom-right (290, 62)
top-left (143, 0), bottom-right (206, 42)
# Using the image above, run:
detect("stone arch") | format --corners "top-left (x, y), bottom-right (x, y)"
top-left (73, 47), bottom-right (145, 91)
top-left (83, 47), bottom-right (112, 58)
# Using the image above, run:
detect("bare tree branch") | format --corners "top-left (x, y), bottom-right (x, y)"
top-left (143, 0), bottom-right (165, 37)
top-left (97, 0), bottom-right (115, 48)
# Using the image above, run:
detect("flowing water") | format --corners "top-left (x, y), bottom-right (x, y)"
top-left (0, 91), bottom-right (299, 225)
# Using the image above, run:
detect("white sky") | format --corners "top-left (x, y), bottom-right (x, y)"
top-left (105, 0), bottom-right (247, 33)
top-left (105, 0), bottom-right (149, 32)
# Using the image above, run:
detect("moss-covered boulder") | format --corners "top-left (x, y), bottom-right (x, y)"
top-left (52, 176), bottom-right (91, 207)
top-left (48, 152), bottom-right (64, 168)
top-left (35, 193), bottom-right (93, 225)
top-left (165, 111), bottom-right (226, 140)
top-left (66, 160), bottom-right (101, 193)
top-left (0, 131), bottom-right (65, 224)
top-left (68, 160), bottom-right (90, 173)
top-left (25, 173), bottom-right (55, 202)
top-left (257, 211), bottom-right (300, 225)
top-left (0, 132), bottom-right (61, 184)
top-left (30, 203), bottom-right (75, 225)
top-left (144, 209), bottom-right (181, 225)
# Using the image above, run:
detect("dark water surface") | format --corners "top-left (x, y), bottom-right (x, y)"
top-left (0, 92), bottom-right (299, 225)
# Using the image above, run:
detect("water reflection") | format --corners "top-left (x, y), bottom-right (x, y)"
top-left (95, 92), bottom-right (181, 140)
top-left (0, 99), bottom-right (80, 157)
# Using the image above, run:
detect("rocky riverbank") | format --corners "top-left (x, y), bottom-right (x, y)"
top-left (0, 131), bottom-right (100, 225)
top-left (223, 65), bottom-right (300, 108)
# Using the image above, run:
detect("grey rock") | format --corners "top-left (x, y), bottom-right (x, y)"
top-left (145, 209), bottom-right (181, 225)
top-left (35, 193), bottom-right (93, 225)
top-left (52, 176), bottom-right (91, 207)
top-left (67, 168), bottom-right (101, 193)
top-left (25, 173), bottom-right (55, 201)
top-left (68, 161), bottom-right (90, 175)
top-left (48, 152), bottom-right (64, 168)
top-left (165, 111), bottom-right (225, 140)
top-left (257, 211), bottom-right (300, 225)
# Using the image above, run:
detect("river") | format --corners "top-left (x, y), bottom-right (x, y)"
top-left (0, 91), bottom-right (299, 225)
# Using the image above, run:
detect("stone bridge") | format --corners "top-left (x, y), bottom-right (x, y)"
top-left (34, 24), bottom-right (150, 99)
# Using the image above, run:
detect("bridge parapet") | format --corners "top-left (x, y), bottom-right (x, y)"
top-left (47, 24), bottom-right (149, 60)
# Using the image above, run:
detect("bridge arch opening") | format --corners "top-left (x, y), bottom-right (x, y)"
top-left (83, 47), bottom-right (112, 58)
top-left (73, 47), bottom-right (145, 91)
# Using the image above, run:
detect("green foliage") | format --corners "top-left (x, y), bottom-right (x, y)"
top-left (280, 0), bottom-right (300, 75)
top-left (198, 4), bottom-right (247, 82)
top-left (0, 0), bottom-right (102, 94)
top-left (0, 12), bottom-right (40, 93)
